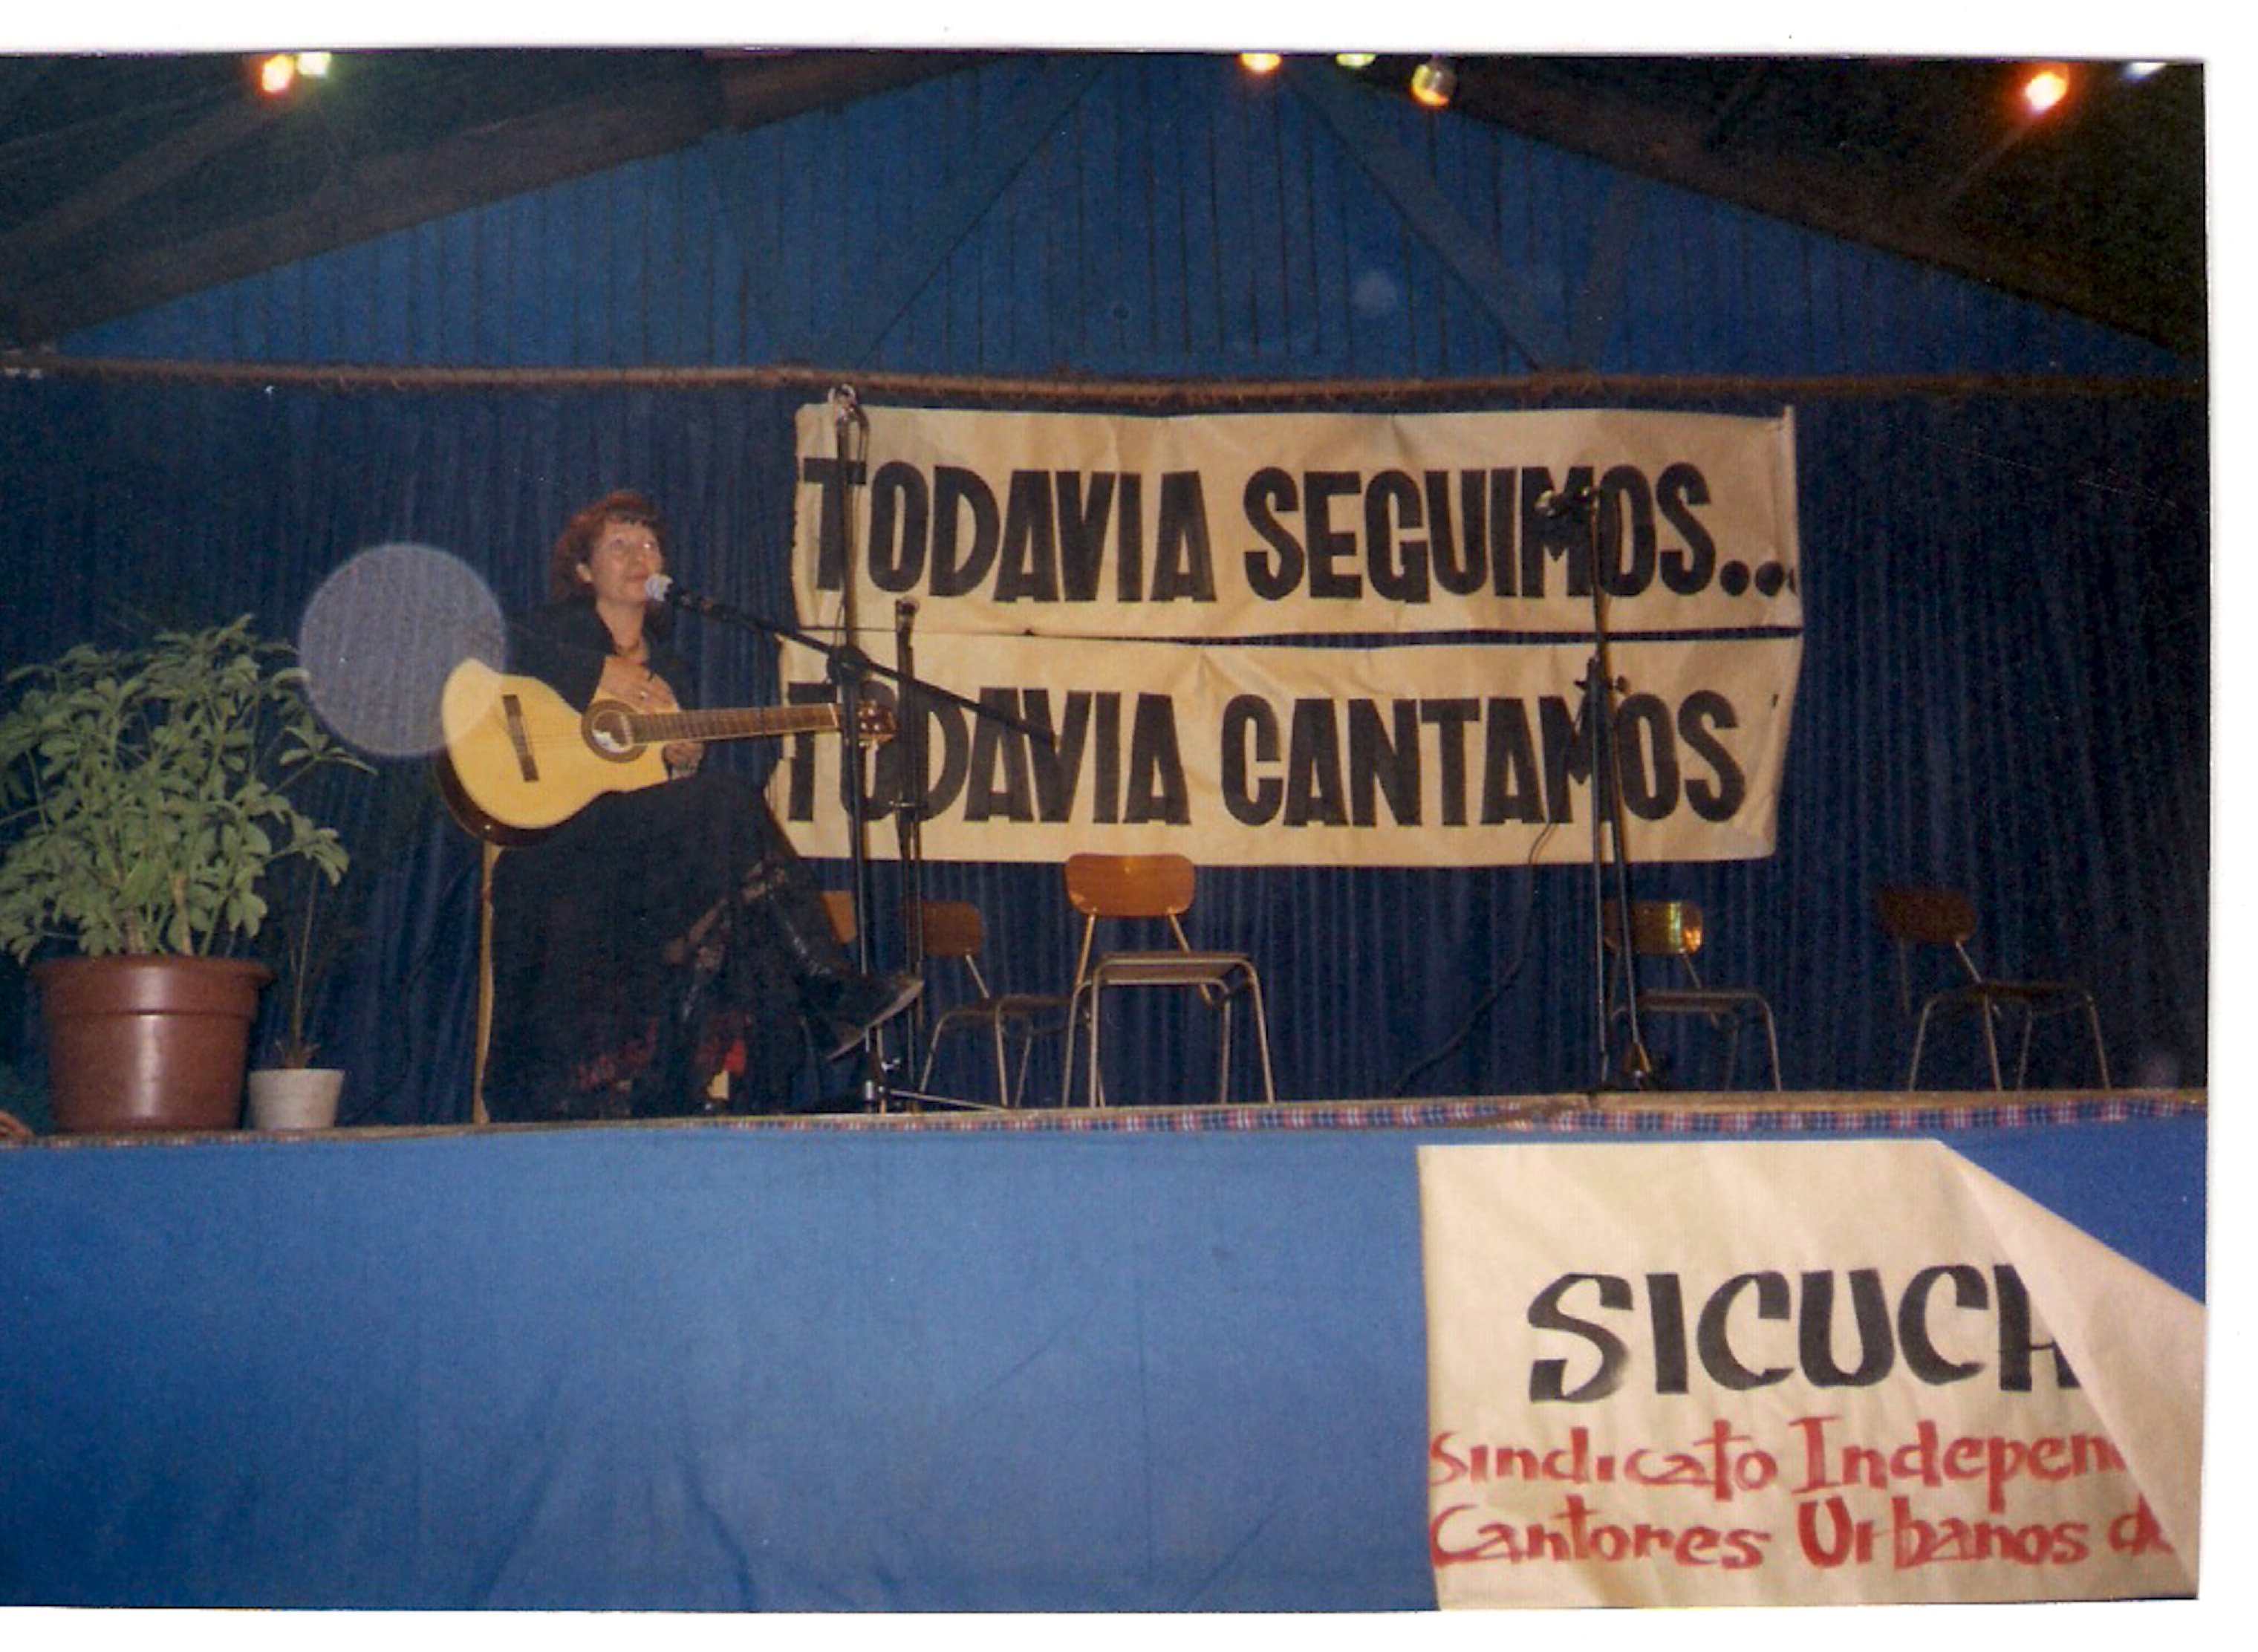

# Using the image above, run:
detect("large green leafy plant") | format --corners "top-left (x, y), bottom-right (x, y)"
top-left (0, 617), bottom-right (366, 960)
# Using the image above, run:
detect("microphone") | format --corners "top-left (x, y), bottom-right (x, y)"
top-left (1535, 481), bottom-right (1598, 518)
top-left (643, 573), bottom-right (719, 614)
top-left (895, 596), bottom-right (917, 638)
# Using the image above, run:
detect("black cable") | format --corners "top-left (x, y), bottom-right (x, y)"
top-left (1390, 825), bottom-right (1560, 1097)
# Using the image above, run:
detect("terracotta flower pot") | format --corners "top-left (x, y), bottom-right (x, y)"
top-left (33, 955), bottom-right (273, 1134)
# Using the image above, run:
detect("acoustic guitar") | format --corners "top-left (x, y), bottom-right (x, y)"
top-left (435, 659), bottom-right (889, 844)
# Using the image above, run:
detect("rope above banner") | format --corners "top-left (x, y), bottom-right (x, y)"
top-left (0, 351), bottom-right (2201, 406)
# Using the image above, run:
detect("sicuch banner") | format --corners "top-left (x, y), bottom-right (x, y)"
top-left (767, 631), bottom-right (1800, 867)
top-left (793, 404), bottom-right (1802, 639)
top-left (1417, 1141), bottom-right (2202, 1607)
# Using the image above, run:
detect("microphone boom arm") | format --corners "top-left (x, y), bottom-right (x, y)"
top-left (645, 575), bottom-right (1050, 742)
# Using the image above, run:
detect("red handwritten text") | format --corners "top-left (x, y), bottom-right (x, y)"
top-left (1431, 1492), bottom-right (1769, 1570)
top-left (1789, 1414), bottom-right (2126, 1515)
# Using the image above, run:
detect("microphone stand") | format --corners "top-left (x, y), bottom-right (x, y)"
top-left (654, 387), bottom-right (1050, 1111)
top-left (892, 597), bottom-right (930, 1061)
top-left (827, 387), bottom-right (888, 1109)
top-left (1559, 481), bottom-right (1652, 1091)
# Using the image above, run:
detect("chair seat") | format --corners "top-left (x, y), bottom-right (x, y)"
top-left (983, 992), bottom-right (1076, 1017)
top-left (930, 992), bottom-right (1073, 1031)
top-left (1636, 986), bottom-right (1771, 1016)
top-left (1089, 952), bottom-right (1255, 986)
top-left (1929, 981), bottom-right (2094, 1007)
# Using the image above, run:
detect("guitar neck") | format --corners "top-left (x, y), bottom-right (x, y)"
top-left (624, 703), bottom-right (844, 746)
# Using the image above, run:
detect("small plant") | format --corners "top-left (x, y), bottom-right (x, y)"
top-left (0, 616), bottom-right (368, 962)
top-left (250, 761), bottom-right (422, 1070)
top-left (260, 859), bottom-right (348, 1068)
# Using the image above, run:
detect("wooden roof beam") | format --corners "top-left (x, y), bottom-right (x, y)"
top-left (0, 62), bottom-right (726, 347)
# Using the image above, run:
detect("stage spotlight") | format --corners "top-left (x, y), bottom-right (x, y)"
top-left (1411, 56), bottom-right (1456, 110)
top-left (2020, 64), bottom-right (2072, 117)
top-left (253, 52), bottom-right (336, 98)
top-left (1239, 53), bottom-right (1283, 76)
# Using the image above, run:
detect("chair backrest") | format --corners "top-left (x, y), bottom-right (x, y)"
top-left (1600, 900), bottom-right (1705, 960)
top-left (917, 899), bottom-right (984, 960)
top-left (1601, 898), bottom-right (1709, 994)
top-left (913, 898), bottom-right (995, 1001)
top-left (1873, 885), bottom-right (1977, 948)
top-left (1064, 853), bottom-right (1200, 989)
top-left (1873, 885), bottom-right (1985, 1013)
top-left (1065, 853), bottom-right (1196, 919)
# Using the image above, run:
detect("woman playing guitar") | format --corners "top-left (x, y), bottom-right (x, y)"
top-left (478, 490), bottom-right (917, 1121)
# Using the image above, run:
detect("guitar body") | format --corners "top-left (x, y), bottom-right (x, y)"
top-left (436, 662), bottom-right (667, 842)
top-left (435, 660), bottom-right (870, 843)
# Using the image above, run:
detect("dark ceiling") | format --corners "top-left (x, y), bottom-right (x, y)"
top-left (0, 48), bottom-right (2208, 362)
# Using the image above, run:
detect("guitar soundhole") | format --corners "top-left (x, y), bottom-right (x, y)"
top-left (583, 703), bottom-right (642, 761)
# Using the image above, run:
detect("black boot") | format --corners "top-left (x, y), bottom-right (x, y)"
top-left (811, 970), bottom-right (924, 1060)
top-left (740, 855), bottom-right (923, 1061)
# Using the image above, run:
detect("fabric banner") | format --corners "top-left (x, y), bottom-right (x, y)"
top-left (1416, 1141), bottom-right (2203, 1607)
top-left (768, 632), bottom-right (1800, 867)
top-left (792, 404), bottom-right (1803, 639)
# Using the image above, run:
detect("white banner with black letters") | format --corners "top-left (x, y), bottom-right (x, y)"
top-left (1418, 1141), bottom-right (2202, 1607)
top-left (768, 631), bottom-right (1800, 867)
top-left (783, 403), bottom-right (1802, 865)
top-left (793, 404), bottom-right (1802, 639)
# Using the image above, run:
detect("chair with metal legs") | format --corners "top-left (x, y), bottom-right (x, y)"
top-left (915, 899), bottom-right (1071, 1108)
top-left (1602, 899), bottom-right (1783, 1090)
top-left (1873, 885), bottom-right (2110, 1091)
top-left (1058, 853), bottom-right (1276, 1108)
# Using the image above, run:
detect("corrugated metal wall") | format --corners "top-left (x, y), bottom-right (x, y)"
top-left (62, 53), bottom-right (2185, 380)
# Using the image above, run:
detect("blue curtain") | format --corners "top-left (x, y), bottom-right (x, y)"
top-left (0, 375), bottom-right (2207, 1119)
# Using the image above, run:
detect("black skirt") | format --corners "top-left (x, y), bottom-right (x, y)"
top-left (482, 769), bottom-right (813, 1120)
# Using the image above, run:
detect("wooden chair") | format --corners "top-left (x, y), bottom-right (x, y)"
top-left (1059, 853), bottom-right (1276, 1108)
top-left (472, 842), bottom-right (501, 1124)
top-left (1602, 899), bottom-right (1783, 1090)
top-left (914, 900), bottom-right (1072, 1108)
top-left (1873, 885), bottom-right (2109, 1091)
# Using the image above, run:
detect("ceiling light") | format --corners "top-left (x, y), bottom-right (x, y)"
top-left (1239, 53), bottom-right (1283, 76)
top-left (1410, 56), bottom-right (1456, 110)
top-left (2123, 62), bottom-right (2167, 82)
top-left (2020, 65), bottom-right (2072, 117)
top-left (1334, 53), bottom-right (1377, 71)
top-left (253, 51), bottom-right (336, 97)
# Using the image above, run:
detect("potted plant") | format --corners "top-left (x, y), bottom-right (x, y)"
top-left (0, 616), bottom-right (366, 1132)
top-left (243, 856), bottom-right (354, 1129)
top-left (243, 762), bottom-right (420, 1130)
